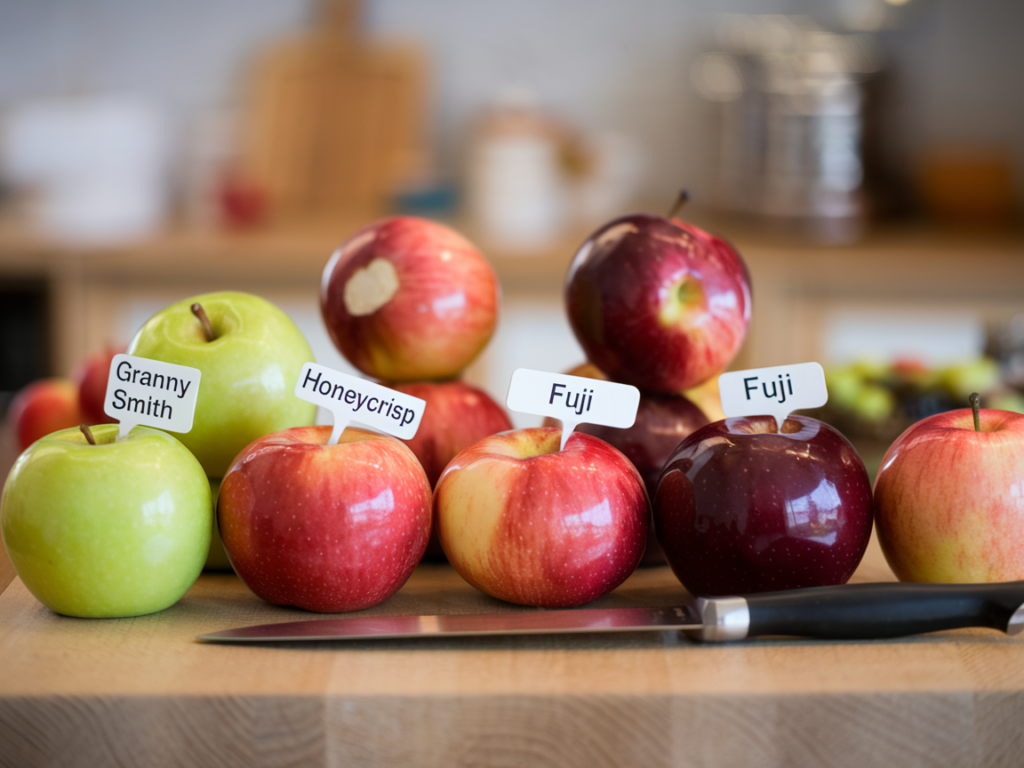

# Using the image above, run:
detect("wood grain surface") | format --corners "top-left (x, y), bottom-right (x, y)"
top-left (3, 534), bottom-right (1024, 768)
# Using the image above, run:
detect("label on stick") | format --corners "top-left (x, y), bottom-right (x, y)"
top-left (506, 368), bottom-right (640, 450)
top-left (104, 354), bottom-right (202, 439)
top-left (718, 362), bottom-right (828, 429)
top-left (294, 362), bottom-right (425, 444)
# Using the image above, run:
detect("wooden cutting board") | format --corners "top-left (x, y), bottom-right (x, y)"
top-left (240, 2), bottom-right (426, 224)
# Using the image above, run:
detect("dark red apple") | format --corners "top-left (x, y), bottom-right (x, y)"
top-left (74, 345), bottom-right (125, 425)
top-left (217, 425), bottom-right (432, 612)
top-left (321, 216), bottom-right (499, 383)
top-left (8, 378), bottom-right (82, 451)
top-left (654, 415), bottom-right (873, 597)
top-left (434, 427), bottom-right (649, 608)
top-left (390, 379), bottom-right (513, 561)
top-left (565, 211), bottom-right (751, 394)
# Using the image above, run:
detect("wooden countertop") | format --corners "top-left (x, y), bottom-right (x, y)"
top-left (3, 532), bottom-right (1024, 767)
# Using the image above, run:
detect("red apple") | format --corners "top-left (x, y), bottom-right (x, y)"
top-left (390, 379), bottom-right (513, 561)
top-left (654, 415), bottom-right (873, 597)
top-left (321, 216), bottom-right (499, 382)
top-left (565, 211), bottom-right (751, 394)
top-left (7, 378), bottom-right (82, 451)
top-left (217, 425), bottom-right (432, 612)
top-left (435, 427), bottom-right (649, 607)
top-left (873, 406), bottom-right (1024, 582)
top-left (544, 388), bottom-right (710, 566)
top-left (74, 345), bottom-right (125, 425)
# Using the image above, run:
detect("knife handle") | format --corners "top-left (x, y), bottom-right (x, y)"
top-left (698, 581), bottom-right (1024, 642)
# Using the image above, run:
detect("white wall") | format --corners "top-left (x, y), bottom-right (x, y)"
top-left (2, 0), bottom-right (1021, 208)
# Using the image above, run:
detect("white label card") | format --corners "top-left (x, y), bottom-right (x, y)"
top-left (718, 362), bottom-right (828, 430)
top-left (294, 362), bottom-right (425, 444)
top-left (506, 368), bottom-right (640, 451)
top-left (104, 354), bottom-right (202, 439)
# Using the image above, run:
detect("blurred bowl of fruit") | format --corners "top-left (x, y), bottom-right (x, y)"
top-left (808, 356), bottom-right (1021, 478)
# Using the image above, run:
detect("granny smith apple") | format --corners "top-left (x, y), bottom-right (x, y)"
top-left (1, 424), bottom-right (211, 617)
top-left (128, 291), bottom-right (317, 476)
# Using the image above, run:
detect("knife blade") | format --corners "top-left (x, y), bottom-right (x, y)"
top-left (197, 580), bottom-right (1024, 644)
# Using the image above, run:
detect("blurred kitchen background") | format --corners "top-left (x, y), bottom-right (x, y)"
top-left (1, 0), bottom-right (1022, 457)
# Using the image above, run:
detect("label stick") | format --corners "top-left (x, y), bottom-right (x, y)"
top-left (506, 368), bottom-right (640, 451)
top-left (294, 362), bottom-right (426, 444)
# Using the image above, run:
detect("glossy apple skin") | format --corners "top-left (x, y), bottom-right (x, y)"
top-left (320, 216), bottom-right (499, 382)
top-left (391, 380), bottom-right (513, 560)
top-left (654, 415), bottom-right (873, 597)
top-left (75, 345), bottom-right (125, 425)
top-left (8, 378), bottom-right (82, 451)
top-left (873, 408), bottom-right (1024, 582)
top-left (1, 424), bottom-right (211, 617)
top-left (435, 427), bottom-right (649, 608)
top-left (565, 214), bottom-right (751, 394)
top-left (218, 425), bottom-right (432, 612)
top-left (128, 291), bottom-right (317, 477)
top-left (545, 391), bottom-right (709, 565)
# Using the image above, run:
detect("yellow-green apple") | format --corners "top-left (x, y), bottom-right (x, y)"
top-left (434, 427), bottom-right (649, 607)
top-left (128, 291), bottom-right (316, 477)
top-left (218, 425), bottom-right (432, 612)
top-left (654, 415), bottom-right (873, 596)
top-left (74, 344), bottom-right (125, 425)
top-left (1, 424), bottom-right (211, 617)
top-left (8, 378), bottom-right (82, 451)
top-left (389, 379), bottom-right (513, 560)
top-left (320, 216), bottom-right (499, 382)
top-left (564, 210), bottom-right (751, 394)
top-left (873, 403), bottom-right (1024, 582)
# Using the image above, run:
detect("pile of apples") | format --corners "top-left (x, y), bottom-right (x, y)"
top-left (5, 202), bottom-right (1024, 621)
top-left (7, 345), bottom-right (124, 452)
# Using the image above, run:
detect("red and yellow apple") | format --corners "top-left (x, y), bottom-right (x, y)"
top-left (435, 427), bottom-right (649, 608)
top-left (8, 378), bottom-right (82, 451)
top-left (321, 216), bottom-right (499, 383)
top-left (218, 425), bottom-right (432, 612)
top-left (655, 415), bottom-right (874, 596)
top-left (565, 212), bottom-right (751, 394)
top-left (873, 406), bottom-right (1024, 582)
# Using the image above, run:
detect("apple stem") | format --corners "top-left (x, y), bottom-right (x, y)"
top-left (667, 189), bottom-right (690, 220)
top-left (80, 424), bottom-right (97, 445)
top-left (970, 392), bottom-right (981, 432)
top-left (191, 303), bottom-right (216, 342)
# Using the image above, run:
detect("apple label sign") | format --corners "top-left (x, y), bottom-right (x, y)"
top-left (719, 362), bottom-right (828, 429)
top-left (294, 362), bottom-right (426, 444)
top-left (104, 353), bottom-right (202, 439)
top-left (506, 368), bottom-right (640, 450)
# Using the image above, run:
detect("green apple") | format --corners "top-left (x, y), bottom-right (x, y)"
top-left (1, 424), bottom-right (211, 617)
top-left (128, 291), bottom-right (317, 476)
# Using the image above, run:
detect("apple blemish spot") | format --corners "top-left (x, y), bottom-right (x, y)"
top-left (718, 362), bottom-right (828, 430)
top-left (104, 354), bottom-right (202, 439)
top-left (505, 368), bottom-right (641, 451)
top-left (294, 362), bottom-right (425, 444)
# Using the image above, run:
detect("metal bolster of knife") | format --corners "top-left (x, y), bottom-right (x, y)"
top-left (1009, 602), bottom-right (1024, 636)
top-left (689, 596), bottom-right (750, 642)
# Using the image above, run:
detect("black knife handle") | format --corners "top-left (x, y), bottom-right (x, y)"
top-left (735, 580), bottom-right (1024, 641)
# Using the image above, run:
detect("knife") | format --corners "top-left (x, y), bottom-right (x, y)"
top-left (197, 580), bottom-right (1024, 644)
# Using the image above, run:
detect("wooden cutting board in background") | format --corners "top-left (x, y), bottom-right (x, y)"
top-left (241, 0), bottom-right (427, 224)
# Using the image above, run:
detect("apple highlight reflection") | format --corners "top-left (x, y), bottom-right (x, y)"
top-left (654, 414), bottom-right (873, 597)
